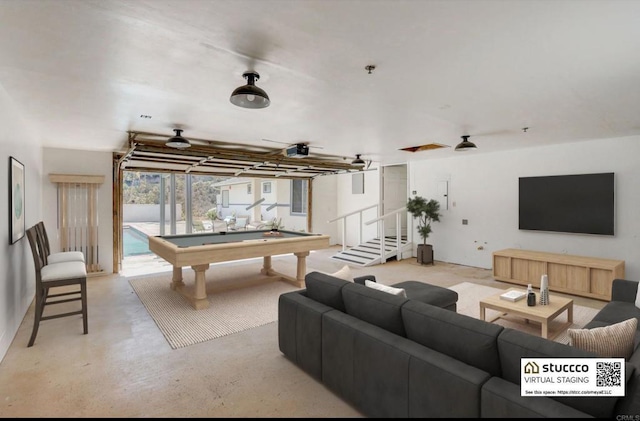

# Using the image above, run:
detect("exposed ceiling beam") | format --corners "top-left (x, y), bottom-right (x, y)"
top-left (119, 131), bottom-right (365, 178)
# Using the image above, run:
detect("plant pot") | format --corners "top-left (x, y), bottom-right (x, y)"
top-left (417, 244), bottom-right (434, 265)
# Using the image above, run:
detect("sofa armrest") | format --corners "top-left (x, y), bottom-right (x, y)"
top-left (612, 279), bottom-right (639, 303)
top-left (353, 275), bottom-right (376, 285)
top-left (278, 291), bottom-right (335, 380)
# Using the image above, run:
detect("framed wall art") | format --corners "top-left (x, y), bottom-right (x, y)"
top-left (9, 156), bottom-right (25, 244)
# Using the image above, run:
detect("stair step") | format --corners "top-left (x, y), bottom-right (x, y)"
top-left (340, 249), bottom-right (378, 258)
top-left (331, 237), bottom-right (412, 267)
top-left (357, 244), bottom-right (393, 253)
top-left (330, 255), bottom-right (372, 265)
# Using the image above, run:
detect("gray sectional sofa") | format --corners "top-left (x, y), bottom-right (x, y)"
top-left (278, 273), bottom-right (640, 418)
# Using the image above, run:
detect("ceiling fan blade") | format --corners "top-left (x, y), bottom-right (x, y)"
top-left (262, 138), bottom-right (289, 145)
top-left (263, 138), bottom-right (324, 150)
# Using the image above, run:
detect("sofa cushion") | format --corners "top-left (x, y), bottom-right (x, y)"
top-left (365, 280), bottom-right (407, 298)
top-left (391, 281), bottom-right (458, 308)
top-left (402, 300), bottom-right (503, 376)
top-left (304, 271), bottom-right (349, 312)
top-left (342, 282), bottom-right (408, 336)
top-left (481, 377), bottom-right (591, 418)
top-left (321, 310), bottom-right (358, 405)
top-left (568, 317), bottom-right (637, 359)
top-left (497, 328), bottom-right (596, 384)
top-left (408, 345), bottom-right (490, 418)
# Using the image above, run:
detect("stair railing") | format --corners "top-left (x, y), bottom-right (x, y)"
top-left (328, 204), bottom-right (378, 251)
top-left (364, 206), bottom-right (407, 264)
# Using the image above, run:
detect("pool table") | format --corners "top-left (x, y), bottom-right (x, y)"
top-left (148, 229), bottom-right (331, 309)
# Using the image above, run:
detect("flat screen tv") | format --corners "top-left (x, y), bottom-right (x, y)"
top-left (518, 172), bottom-right (614, 236)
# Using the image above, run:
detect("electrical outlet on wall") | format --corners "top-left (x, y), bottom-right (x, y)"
top-left (462, 219), bottom-right (468, 225)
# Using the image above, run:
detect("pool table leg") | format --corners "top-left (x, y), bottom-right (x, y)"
top-left (261, 253), bottom-right (308, 288)
top-left (191, 264), bottom-right (210, 310)
top-left (170, 266), bottom-right (185, 290)
top-left (261, 256), bottom-right (272, 275)
top-left (295, 251), bottom-right (309, 286)
top-left (170, 264), bottom-right (210, 310)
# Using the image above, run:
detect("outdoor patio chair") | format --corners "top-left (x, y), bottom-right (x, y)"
top-left (233, 217), bottom-right (248, 230)
top-left (192, 221), bottom-right (205, 232)
top-left (26, 225), bottom-right (88, 347)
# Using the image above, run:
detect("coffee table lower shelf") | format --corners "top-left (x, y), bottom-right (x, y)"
top-left (479, 288), bottom-right (574, 340)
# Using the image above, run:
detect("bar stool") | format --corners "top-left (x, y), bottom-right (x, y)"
top-left (26, 225), bottom-right (88, 347)
top-left (35, 221), bottom-right (85, 264)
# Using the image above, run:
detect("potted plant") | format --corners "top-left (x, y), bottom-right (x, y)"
top-left (205, 207), bottom-right (218, 223)
top-left (406, 196), bottom-right (441, 265)
top-left (269, 217), bottom-right (283, 232)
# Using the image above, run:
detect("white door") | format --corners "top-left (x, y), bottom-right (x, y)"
top-left (382, 164), bottom-right (407, 238)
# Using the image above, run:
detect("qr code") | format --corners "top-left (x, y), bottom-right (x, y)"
top-left (596, 361), bottom-right (622, 387)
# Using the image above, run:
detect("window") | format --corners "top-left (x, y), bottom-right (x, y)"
top-left (291, 179), bottom-right (308, 215)
top-left (222, 190), bottom-right (229, 208)
top-left (263, 182), bottom-right (272, 193)
top-left (247, 184), bottom-right (251, 194)
top-left (352, 173), bottom-right (364, 194)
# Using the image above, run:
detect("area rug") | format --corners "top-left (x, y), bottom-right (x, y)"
top-left (128, 271), bottom-right (298, 349)
top-left (450, 282), bottom-right (600, 345)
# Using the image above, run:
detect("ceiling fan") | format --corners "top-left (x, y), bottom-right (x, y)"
top-left (351, 154), bottom-right (366, 167)
top-left (453, 127), bottom-right (523, 151)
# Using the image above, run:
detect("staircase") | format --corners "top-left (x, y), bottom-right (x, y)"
top-left (330, 236), bottom-right (411, 267)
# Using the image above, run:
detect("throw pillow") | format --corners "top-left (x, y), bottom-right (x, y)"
top-left (328, 265), bottom-right (352, 282)
top-left (364, 280), bottom-right (407, 298)
top-left (568, 317), bottom-right (637, 360)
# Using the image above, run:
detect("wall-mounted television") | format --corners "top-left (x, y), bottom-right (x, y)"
top-left (518, 172), bottom-right (614, 236)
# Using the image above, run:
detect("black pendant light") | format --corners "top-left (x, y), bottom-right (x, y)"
top-left (165, 129), bottom-right (191, 149)
top-left (351, 154), bottom-right (366, 167)
top-left (454, 135), bottom-right (477, 152)
top-left (230, 71), bottom-right (270, 109)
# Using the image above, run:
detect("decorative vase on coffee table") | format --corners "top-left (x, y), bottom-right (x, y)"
top-left (539, 274), bottom-right (550, 305)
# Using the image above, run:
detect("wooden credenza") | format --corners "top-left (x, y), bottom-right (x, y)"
top-left (492, 249), bottom-right (625, 301)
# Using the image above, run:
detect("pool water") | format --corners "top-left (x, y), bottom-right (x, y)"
top-left (123, 227), bottom-right (151, 256)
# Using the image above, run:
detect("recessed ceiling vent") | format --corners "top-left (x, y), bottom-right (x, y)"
top-left (400, 143), bottom-right (449, 153)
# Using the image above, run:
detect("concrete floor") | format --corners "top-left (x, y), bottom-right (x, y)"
top-left (0, 246), bottom-right (605, 417)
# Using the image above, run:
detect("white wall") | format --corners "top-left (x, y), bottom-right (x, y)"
top-left (335, 166), bottom-right (380, 247)
top-left (43, 148), bottom-right (114, 275)
top-left (311, 175), bottom-right (339, 244)
top-left (408, 136), bottom-right (640, 279)
top-left (0, 85), bottom-right (42, 361)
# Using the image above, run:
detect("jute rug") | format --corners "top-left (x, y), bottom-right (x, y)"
top-left (128, 270), bottom-right (298, 349)
top-left (450, 282), bottom-right (600, 345)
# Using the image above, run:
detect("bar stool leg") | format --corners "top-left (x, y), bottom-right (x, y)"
top-left (81, 279), bottom-right (88, 334)
top-left (28, 288), bottom-right (45, 347)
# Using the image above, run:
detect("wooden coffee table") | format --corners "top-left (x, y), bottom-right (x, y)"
top-left (479, 287), bottom-right (573, 340)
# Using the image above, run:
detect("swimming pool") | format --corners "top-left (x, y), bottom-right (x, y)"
top-left (123, 226), bottom-right (151, 256)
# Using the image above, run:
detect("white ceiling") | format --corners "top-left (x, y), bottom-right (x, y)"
top-left (2, 0), bottom-right (640, 165)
